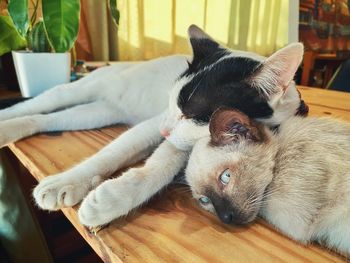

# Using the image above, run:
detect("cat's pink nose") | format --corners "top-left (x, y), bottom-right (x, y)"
top-left (160, 129), bottom-right (170, 137)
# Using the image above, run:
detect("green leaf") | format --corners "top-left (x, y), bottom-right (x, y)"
top-left (109, 0), bottom-right (120, 26)
top-left (0, 15), bottom-right (27, 56)
top-left (42, 0), bottom-right (80, 53)
top-left (8, 0), bottom-right (29, 37)
top-left (28, 20), bottom-right (52, 52)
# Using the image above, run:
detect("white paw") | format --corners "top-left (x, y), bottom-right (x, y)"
top-left (33, 173), bottom-right (100, 210)
top-left (78, 179), bottom-right (133, 227)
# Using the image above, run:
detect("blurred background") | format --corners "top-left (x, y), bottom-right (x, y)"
top-left (75, 0), bottom-right (295, 61)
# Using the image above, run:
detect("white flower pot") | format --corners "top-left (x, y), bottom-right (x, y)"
top-left (12, 51), bottom-right (71, 97)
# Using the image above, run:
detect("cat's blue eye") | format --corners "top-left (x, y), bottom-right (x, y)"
top-left (199, 196), bottom-right (210, 205)
top-left (220, 169), bottom-right (231, 185)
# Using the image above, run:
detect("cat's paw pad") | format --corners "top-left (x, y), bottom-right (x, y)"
top-left (78, 180), bottom-right (131, 227)
top-left (33, 175), bottom-right (89, 210)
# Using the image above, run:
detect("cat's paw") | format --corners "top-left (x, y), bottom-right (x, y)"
top-left (33, 173), bottom-right (98, 210)
top-left (78, 178), bottom-right (133, 227)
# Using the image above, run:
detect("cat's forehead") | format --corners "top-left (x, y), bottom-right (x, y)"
top-left (186, 137), bottom-right (246, 197)
top-left (184, 45), bottom-right (265, 76)
top-left (187, 137), bottom-right (241, 178)
top-left (181, 49), bottom-right (264, 82)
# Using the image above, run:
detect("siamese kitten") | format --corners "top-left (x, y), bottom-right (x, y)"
top-left (0, 25), bottom-right (306, 227)
top-left (186, 108), bottom-right (350, 256)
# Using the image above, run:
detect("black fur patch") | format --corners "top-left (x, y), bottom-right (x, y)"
top-left (182, 38), bottom-right (226, 77)
top-left (178, 55), bottom-right (273, 123)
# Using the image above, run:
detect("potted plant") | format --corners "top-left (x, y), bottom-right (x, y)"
top-left (0, 0), bottom-right (119, 97)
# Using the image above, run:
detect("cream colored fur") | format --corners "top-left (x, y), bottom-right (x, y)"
top-left (186, 116), bottom-right (350, 256)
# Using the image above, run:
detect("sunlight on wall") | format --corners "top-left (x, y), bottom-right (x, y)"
top-left (175, 0), bottom-right (206, 38)
top-left (117, 0), bottom-right (144, 59)
top-left (144, 0), bottom-right (173, 43)
top-left (117, 0), bottom-right (292, 60)
top-left (230, 0), bottom-right (241, 46)
top-left (205, 0), bottom-right (231, 44)
top-left (277, 0), bottom-right (289, 48)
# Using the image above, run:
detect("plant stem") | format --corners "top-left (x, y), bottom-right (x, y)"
top-left (30, 0), bottom-right (39, 28)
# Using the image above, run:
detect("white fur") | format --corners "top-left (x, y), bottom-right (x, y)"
top-left (78, 140), bottom-right (188, 226)
top-left (0, 42), bottom-right (303, 227)
top-left (159, 75), bottom-right (211, 150)
top-left (257, 80), bottom-right (301, 126)
top-left (33, 113), bottom-right (165, 210)
top-left (3, 55), bottom-right (190, 227)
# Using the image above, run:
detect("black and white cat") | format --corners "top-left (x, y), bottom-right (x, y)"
top-left (0, 25), bottom-right (306, 227)
top-left (186, 108), bottom-right (350, 256)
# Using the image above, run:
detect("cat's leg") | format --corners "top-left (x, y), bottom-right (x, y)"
top-left (0, 62), bottom-right (137, 121)
top-left (0, 84), bottom-right (93, 122)
top-left (0, 100), bottom-right (123, 146)
top-left (78, 140), bottom-right (188, 227)
top-left (33, 113), bottom-right (164, 210)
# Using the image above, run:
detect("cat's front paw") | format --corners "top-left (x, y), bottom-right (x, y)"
top-left (33, 173), bottom-right (99, 210)
top-left (78, 178), bottom-right (133, 227)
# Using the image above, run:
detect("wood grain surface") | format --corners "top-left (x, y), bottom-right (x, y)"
top-left (8, 86), bottom-right (350, 262)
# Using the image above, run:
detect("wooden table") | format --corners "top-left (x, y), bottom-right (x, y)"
top-left (8, 86), bottom-right (350, 262)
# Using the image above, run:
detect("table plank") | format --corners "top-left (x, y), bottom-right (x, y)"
top-left (298, 86), bottom-right (350, 111)
top-left (8, 87), bottom-right (350, 262)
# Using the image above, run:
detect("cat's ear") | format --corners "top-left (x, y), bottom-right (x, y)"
top-left (209, 108), bottom-right (264, 146)
top-left (188, 25), bottom-right (220, 60)
top-left (251, 43), bottom-right (304, 95)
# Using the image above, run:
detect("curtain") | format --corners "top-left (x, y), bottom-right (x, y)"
top-left (117, 0), bottom-right (292, 61)
top-left (76, 0), bottom-right (119, 61)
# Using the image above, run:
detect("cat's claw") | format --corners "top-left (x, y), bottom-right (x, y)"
top-left (33, 174), bottom-right (90, 210)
